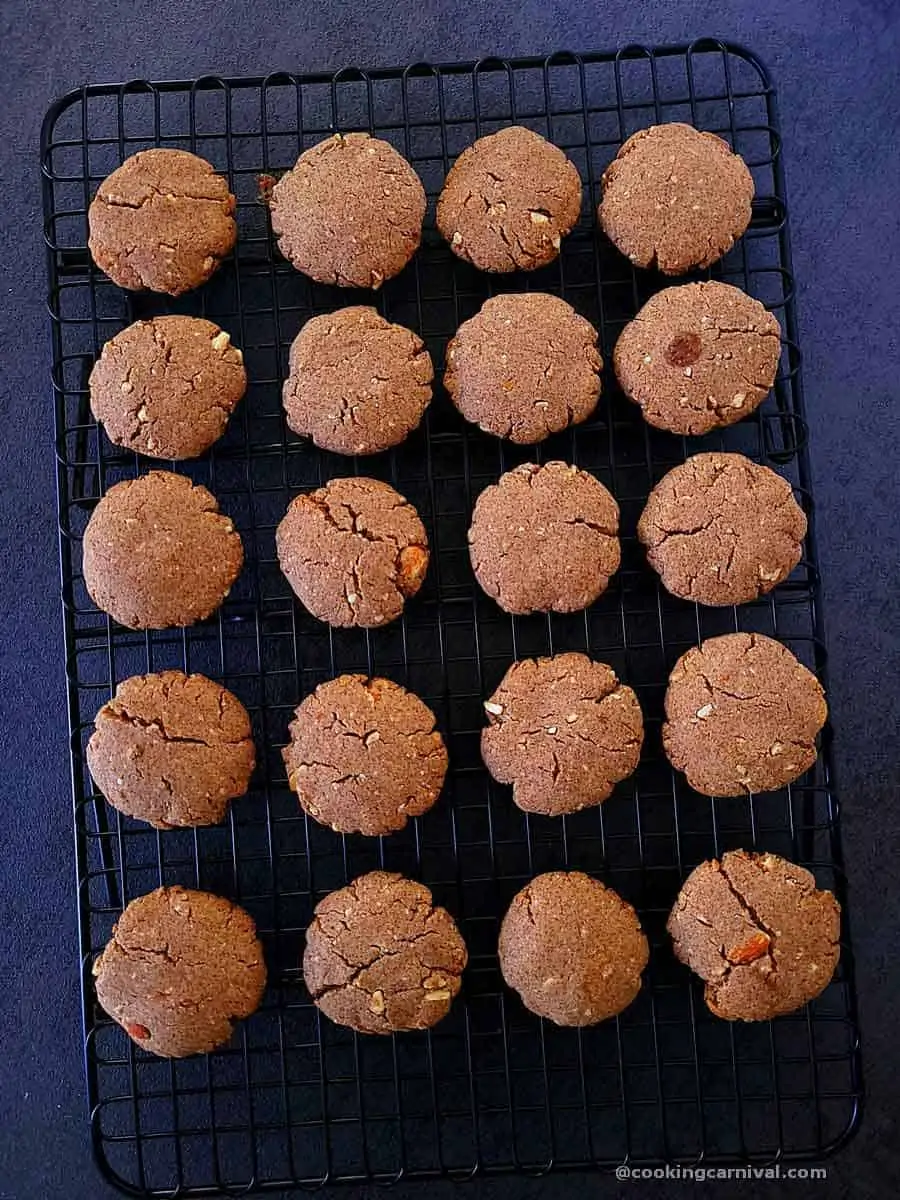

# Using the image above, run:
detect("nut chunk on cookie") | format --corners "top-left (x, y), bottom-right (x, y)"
top-left (276, 476), bottom-right (429, 628)
top-left (468, 461), bottom-right (620, 615)
top-left (437, 126), bottom-right (582, 272)
top-left (88, 149), bottom-right (236, 295)
top-left (662, 633), bottom-right (827, 796)
top-left (599, 123), bottom-right (753, 274)
top-left (482, 653), bottom-right (642, 815)
top-left (499, 872), bottom-right (648, 1026)
top-left (283, 675), bottom-right (447, 836)
top-left (283, 307), bottom-right (433, 455)
top-left (303, 872), bottom-right (467, 1034)
top-left (88, 671), bottom-right (255, 829)
top-left (667, 850), bottom-right (840, 1020)
top-left (93, 887), bottom-right (266, 1057)
top-left (271, 133), bottom-right (425, 288)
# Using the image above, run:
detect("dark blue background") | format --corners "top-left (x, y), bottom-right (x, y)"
top-left (1, 1), bottom-right (898, 1196)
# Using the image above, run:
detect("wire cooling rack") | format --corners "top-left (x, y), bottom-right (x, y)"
top-left (42, 41), bottom-right (862, 1196)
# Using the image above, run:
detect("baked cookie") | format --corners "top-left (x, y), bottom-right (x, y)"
top-left (270, 133), bottom-right (425, 288)
top-left (276, 476), bottom-right (428, 628)
top-left (82, 471), bottom-right (243, 629)
top-left (499, 872), bottom-right (648, 1026)
top-left (87, 671), bottom-right (255, 829)
top-left (662, 633), bottom-right (827, 796)
top-left (613, 282), bottom-right (781, 435)
top-left (89, 316), bottom-right (247, 460)
top-left (303, 872), bottom-right (467, 1034)
top-left (599, 123), bottom-right (754, 274)
top-left (283, 307), bottom-right (433, 455)
top-left (638, 453), bottom-right (807, 605)
top-left (437, 126), bottom-right (582, 272)
top-left (668, 850), bottom-right (841, 1020)
top-left (444, 292), bottom-right (602, 443)
top-left (283, 675), bottom-right (447, 835)
top-left (468, 461), bottom-right (620, 614)
top-left (88, 149), bottom-right (236, 294)
top-left (93, 886), bottom-right (266, 1057)
top-left (482, 653), bottom-right (642, 815)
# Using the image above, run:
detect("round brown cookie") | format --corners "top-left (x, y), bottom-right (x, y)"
top-left (482, 653), bottom-right (643, 816)
top-left (444, 292), bottom-right (602, 443)
top-left (88, 149), bottom-right (236, 294)
top-left (598, 123), bottom-right (754, 274)
top-left (436, 126), bottom-right (582, 272)
top-left (283, 307), bottom-right (433, 455)
top-left (89, 316), bottom-right (247, 460)
top-left (303, 871), bottom-right (467, 1034)
top-left (638, 453), bottom-right (807, 606)
top-left (499, 872), bottom-right (648, 1026)
top-left (276, 476), bottom-right (428, 628)
top-left (93, 886), bottom-right (266, 1057)
top-left (667, 850), bottom-right (841, 1020)
top-left (270, 134), bottom-right (425, 288)
top-left (283, 675), bottom-right (447, 836)
top-left (82, 471), bottom-right (243, 629)
top-left (87, 671), bottom-right (256, 829)
top-left (613, 282), bottom-right (781, 435)
top-left (468, 461), bottom-right (620, 614)
top-left (662, 633), bottom-right (827, 796)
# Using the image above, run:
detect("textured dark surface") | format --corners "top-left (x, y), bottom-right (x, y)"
top-left (1, 2), bottom-right (898, 1198)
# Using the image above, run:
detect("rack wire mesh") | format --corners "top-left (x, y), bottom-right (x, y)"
top-left (41, 41), bottom-right (862, 1197)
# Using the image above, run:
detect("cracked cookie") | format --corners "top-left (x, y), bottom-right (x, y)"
top-left (89, 316), bottom-right (247, 460)
top-left (614, 281), bottom-right (782, 435)
top-left (668, 850), bottom-right (840, 1020)
top-left (468, 461), bottom-right (620, 614)
top-left (499, 872), bottom-right (648, 1025)
top-left (87, 671), bottom-right (256, 829)
top-left (276, 476), bottom-right (428, 628)
top-left (638, 453), bottom-right (807, 606)
top-left (283, 306), bottom-right (433, 455)
top-left (599, 123), bottom-right (754, 274)
top-left (283, 675), bottom-right (447, 836)
top-left (662, 633), bottom-right (827, 796)
top-left (444, 292), bottom-right (602, 443)
top-left (482, 653), bottom-right (642, 815)
top-left (271, 133), bottom-right (425, 288)
top-left (88, 149), bottom-right (236, 294)
top-left (82, 471), bottom-right (243, 629)
top-left (303, 871), bottom-right (467, 1034)
top-left (437, 126), bottom-right (582, 272)
top-left (93, 886), bottom-right (266, 1056)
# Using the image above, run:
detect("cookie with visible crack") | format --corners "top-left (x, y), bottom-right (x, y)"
top-left (283, 307), bottom-right (433, 455)
top-left (599, 123), bottom-right (754, 274)
top-left (638, 453), bottom-right (807, 606)
top-left (87, 671), bottom-right (255, 829)
top-left (468, 461), bottom-right (620, 614)
top-left (270, 133), bottom-right (425, 288)
top-left (303, 871), bottom-right (467, 1034)
top-left (93, 886), bottom-right (266, 1056)
top-left (82, 471), bottom-right (244, 629)
top-left (499, 872), bottom-right (648, 1026)
top-left (437, 126), bottom-right (582, 272)
top-left (283, 675), bottom-right (447, 835)
top-left (88, 149), bottom-right (237, 295)
top-left (668, 850), bottom-right (841, 1020)
top-left (444, 292), bottom-right (602, 443)
top-left (482, 653), bottom-right (642, 815)
top-left (662, 633), bottom-right (827, 796)
top-left (276, 476), bottom-right (429, 628)
top-left (89, 316), bottom-right (246, 460)
top-left (613, 281), bottom-right (781, 435)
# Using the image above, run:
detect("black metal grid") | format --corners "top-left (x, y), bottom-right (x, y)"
top-left (41, 42), bottom-right (862, 1197)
